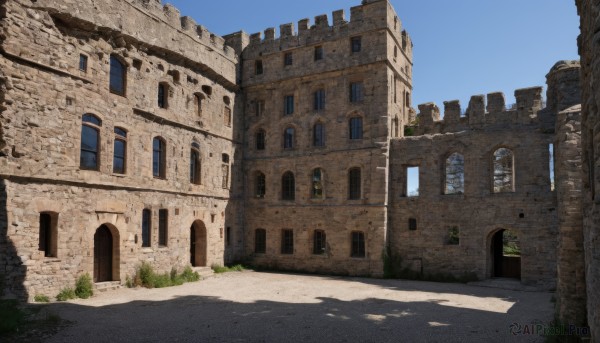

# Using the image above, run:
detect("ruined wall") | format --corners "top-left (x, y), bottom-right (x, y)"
top-left (240, 0), bottom-right (411, 276)
top-left (0, 0), bottom-right (243, 299)
top-left (576, 0), bottom-right (600, 339)
top-left (389, 89), bottom-right (557, 289)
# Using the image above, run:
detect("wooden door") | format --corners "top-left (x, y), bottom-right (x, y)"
top-left (94, 225), bottom-right (113, 282)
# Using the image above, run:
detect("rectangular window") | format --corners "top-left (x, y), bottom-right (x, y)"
top-left (222, 164), bottom-right (229, 189)
top-left (408, 218), bottom-right (417, 231)
top-left (284, 52), bottom-right (293, 66)
top-left (313, 123), bottom-right (325, 147)
top-left (113, 128), bottom-right (127, 174)
top-left (351, 231), bottom-right (365, 258)
top-left (142, 209), bottom-right (151, 247)
top-left (348, 168), bottom-right (362, 200)
top-left (158, 209), bottom-right (168, 247)
top-left (281, 229), bottom-right (294, 254)
top-left (79, 54), bottom-right (88, 72)
top-left (549, 144), bottom-right (555, 191)
top-left (39, 213), bottom-right (57, 257)
top-left (226, 227), bottom-right (231, 247)
top-left (406, 166), bottom-right (420, 197)
top-left (255, 100), bottom-right (264, 117)
top-left (313, 230), bottom-right (326, 255)
top-left (349, 117), bottom-right (363, 140)
top-left (314, 46), bottom-right (323, 61)
top-left (284, 95), bottom-right (294, 115)
top-left (350, 82), bottom-right (364, 103)
top-left (224, 107), bottom-right (232, 127)
top-left (255, 229), bottom-right (266, 254)
top-left (351, 36), bottom-right (362, 53)
top-left (255, 60), bottom-right (263, 75)
top-left (314, 89), bottom-right (325, 111)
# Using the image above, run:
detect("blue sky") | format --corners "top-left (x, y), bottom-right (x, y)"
top-left (165, 0), bottom-right (579, 112)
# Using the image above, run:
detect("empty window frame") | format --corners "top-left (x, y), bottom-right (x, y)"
top-left (314, 46), bottom-right (324, 61)
top-left (351, 231), bottom-right (365, 258)
top-left (255, 172), bottom-right (266, 198)
top-left (312, 168), bottom-right (323, 199)
top-left (79, 54), bottom-right (88, 72)
top-left (408, 218), bottom-right (417, 231)
top-left (406, 166), bottom-right (420, 197)
top-left (493, 148), bottom-right (514, 193)
top-left (158, 209), bottom-right (168, 246)
top-left (349, 117), bottom-right (363, 140)
top-left (222, 153), bottom-right (230, 189)
top-left (224, 106), bottom-right (232, 127)
top-left (256, 129), bottom-right (266, 150)
top-left (152, 137), bottom-right (166, 178)
top-left (195, 93), bottom-right (205, 117)
top-left (190, 142), bottom-right (201, 184)
top-left (284, 52), bottom-right (293, 66)
top-left (350, 82), bottom-right (364, 103)
top-left (113, 127), bottom-right (127, 174)
top-left (283, 127), bottom-right (295, 149)
top-left (282, 171), bottom-right (295, 201)
top-left (255, 60), bottom-right (263, 75)
top-left (284, 95), bottom-right (294, 115)
top-left (39, 212), bottom-right (57, 258)
top-left (80, 114), bottom-right (102, 170)
top-left (281, 229), bottom-right (294, 254)
top-left (314, 89), bottom-right (325, 111)
top-left (141, 209), bottom-right (151, 247)
top-left (351, 36), bottom-right (362, 53)
top-left (255, 229), bottom-right (266, 253)
top-left (313, 230), bottom-right (326, 255)
top-left (313, 123), bottom-right (325, 147)
top-left (445, 153), bottom-right (465, 194)
top-left (348, 168), bottom-right (361, 200)
top-left (109, 55), bottom-right (126, 96)
top-left (157, 83), bottom-right (168, 108)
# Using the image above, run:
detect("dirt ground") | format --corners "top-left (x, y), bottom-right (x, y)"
top-left (37, 271), bottom-right (553, 342)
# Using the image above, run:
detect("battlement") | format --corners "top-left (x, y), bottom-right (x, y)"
top-left (413, 87), bottom-right (544, 135)
top-left (242, 0), bottom-right (411, 57)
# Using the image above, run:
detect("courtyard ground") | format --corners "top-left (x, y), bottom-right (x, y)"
top-left (40, 271), bottom-right (553, 342)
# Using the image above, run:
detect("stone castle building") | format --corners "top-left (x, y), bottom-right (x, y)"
top-left (0, 0), bottom-right (597, 339)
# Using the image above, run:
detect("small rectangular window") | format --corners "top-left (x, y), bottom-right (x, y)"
top-left (314, 46), bottom-right (323, 61)
top-left (255, 229), bottom-right (266, 253)
top-left (349, 117), bottom-right (363, 140)
top-left (350, 82), bottom-right (364, 103)
top-left (314, 89), bottom-right (325, 111)
top-left (313, 230), bottom-right (326, 255)
top-left (79, 54), bottom-right (88, 72)
top-left (408, 218), bottom-right (417, 231)
top-left (39, 213), bottom-right (57, 257)
top-left (284, 95), bottom-right (294, 115)
top-left (351, 36), bottom-right (362, 53)
top-left (142, 209), bottom-right (151, 247)
top-left (351, 231), bottom-right (365, 258)
top-left (406, 166), bottom-right (420, 197)
top-left (255, 60), bottom-right (263, 75)
top-left (281, 229), bottom-right (294, 254)
top-left (284, 52), bottom-right (293, 66)
top-left (158, 209), bottom-right (168, 247)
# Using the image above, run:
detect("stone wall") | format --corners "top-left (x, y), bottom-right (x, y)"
top-left (575, 0), bottom-right (600, 340)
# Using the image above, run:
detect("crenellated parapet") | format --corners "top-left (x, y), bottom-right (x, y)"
top-left (412, 87), bottom-right (545, 135)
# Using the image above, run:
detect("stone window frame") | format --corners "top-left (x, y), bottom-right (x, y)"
top-left (152, 136), bottom-right (167, 179)
top-left (190, 142), bottom-right (202, 185)
top-left (314, 46), bottom-right (324, 61)
top-left (348, 167), bottom-right (362, 200)
top-left (80, 113), bottom-right (102, 171)
top-left (141, 208), bottom-right (152, 248)
top-left (313, 230), bottom-right (326, 255)
top-left (281, 171), bottom-right (296, 201)
top-left (283, 52), bottom-right (293, 66)
top-left (109, 54), bottom-right (127, 97)
top-left (491, 146), bottom-right (515, 193)
top-left (255, 171), bottom-right (266, 198)
top-left (158, 209), bottom-right (168, 247)
top-left (39, 212), bottom-right (58, 258)
top-left (113, 127), bottom-right (127, 175)
top-left (255, 129), bottom-right (266, 151)
top-left (350, 36), bottom-right (362, 53)
top-left (350, 231), bottom-right (366, 258)
top-left (444, 152), bottom-right (465, 195)
top-left (281, 229), bottom-right (294, 255)
top-left (255, 229), bottom-right (267, 254)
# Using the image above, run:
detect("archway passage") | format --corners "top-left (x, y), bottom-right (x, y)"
top-left (94, 225), bottom-right (113, 282)
top-left (491, 229), bottom-right (521, 279)
top-left (190, 221), bottom-right (207, 267)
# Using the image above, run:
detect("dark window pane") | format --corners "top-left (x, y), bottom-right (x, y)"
top-left (351, 232), bottom-right (365, 258)
top-left (142, 209), bottom-right (151, 247)
top-left (153, 138), bottom-right (165, 178)
top-left (158, 84), bottom-right (166, 108)
top-left (281, 229), bottom-right (294, 254)
top-left (349, 168), bottom-right (361, 200)
top-left (313, 123), bottom-right (325, 147)
top-left (349, 117), bottom-right (363, 140)
top-left (314, 46), bottom-right (323, 61)
top-left (113, 139), bottom-right (126, 174)
top-left (39, 213), bottom-right (52, 257)
top-left (256, 173), bottom-right (266, 198)
top-left (312, 169), bottom-right (323, 198)
top-left (80, 125), bottom-right (99, 169)
top-left (158, 209), bottom-right (168, 246)
top-left (314, 89), bottom-right (325, 111)
top-left (79, 55), bottom-right (88, 72)
top-left (284, 95), bottom-right (294, 115)
top-left (255, 60), bottom-right (263, 75)
top-left (256, 130), bottom-right (266, 150)
top-left (351, 36), bottom-right (362, 52)
top-left (282, 172), bottom-right (295, 200)
top-left (313, 230), bottom-right (326, 255)
top-left (82, 114), bottom-right (102, 126)
top-left (109, 56), bottom-right (125, 95)
top-left (255, 229), bottom-right (266, 253)
top-left (350, 82), bottom-right (364, 102)
top-left (284, 128), bottom-right (294, 149)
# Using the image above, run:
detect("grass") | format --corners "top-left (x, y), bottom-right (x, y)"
top-left (55, 288), bottom-right (76, 302)
top-left (33, 295), bottom-right (50, 303)
top-left (211, 264), bottom-right (245, 273)
top-left (74, 274), bottom-right (93, 299)
top-left (131, 262), bottom-right (200, 289)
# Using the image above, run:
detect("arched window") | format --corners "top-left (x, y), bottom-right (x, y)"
top-left (313, 123), bottom-right (325, 147)
top-left (190, 142), bottom-right (201, 185)
top-left (109, 55), bottom-right (126, 96)
top-left (113, 127), bottom-right (127, 174)
top-left (282, 171), bottom-right (295, 201)
top-left (255, 172), bottom-right (266, 198)
top-left (256, 129), bottom-right (266, 150)
top-left (445, 153), bottom-right (465, 194)
top-left (349, 117), bottom-right (363, 140)
top-left (348, 168), bottom-right (361, 200)
top-left (80, 114), bottom-right (102, 170)
top-left (283, 127), bottom-right (295, 149)
top-left (493, 148), bottom-right (514, 193)
top-left (152, 137), bottom-right (166, 178)
top-left (312, 168), bottom-right (323, 199)
top-left (158, 83), bottom-right (168, 109)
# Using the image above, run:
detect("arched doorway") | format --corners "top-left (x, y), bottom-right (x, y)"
top-left (490, 229), bottom-right (521, 279)
top-left (94, 225), bottom-right (114, 282)
top-left (190, 220), bottom-right (207, 267)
